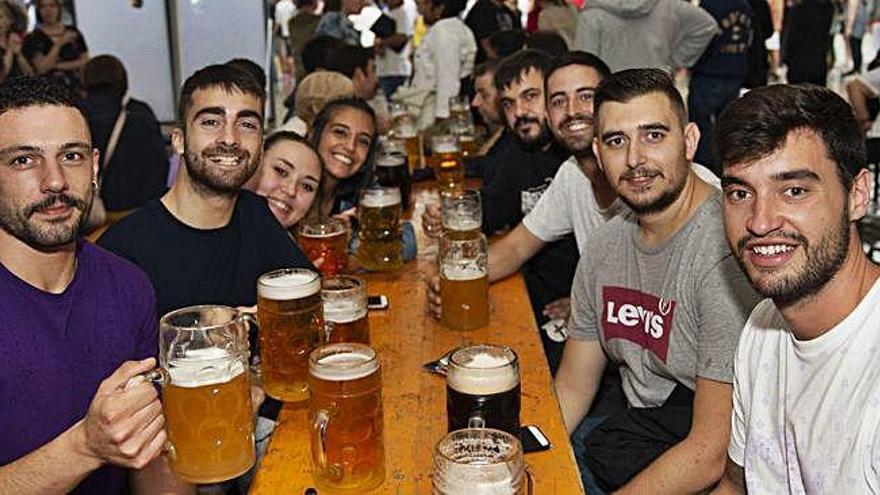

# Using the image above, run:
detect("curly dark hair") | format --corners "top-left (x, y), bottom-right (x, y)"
top-left (0, 75), bottom-right (86, 121)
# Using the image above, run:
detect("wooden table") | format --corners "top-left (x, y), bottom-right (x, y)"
top-left (249, 183), bottom-right (585, 494)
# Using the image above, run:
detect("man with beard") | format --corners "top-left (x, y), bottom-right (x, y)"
top-left (99, 64), bottom-right (312, 316)
top-left (424, 49), bottom-right (579, 371)
top-left (555, 68), bottom-right (759, 494)
top-left (713, 86), bottom-right (880, 493)
top-left (0, 77), bottom-right (190, 494)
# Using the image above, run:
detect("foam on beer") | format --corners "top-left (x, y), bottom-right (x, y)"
top-left (258, 270), bottom-right (320, 299)
top-left (310, 351), bottom-right (379, 381)
top-left (434, 141), bottom-right (459, 154)
top-left (376, 153), bottom-right (406, 168)
top-left (442, 264), bottom-right (487, 281)
top-left (360, 188), bottom-right (401, 208)
top-left (448, 352), bottom-right (518, 395)
top-left (324, 299), bottom-right (368, 323)
top-left (168, 347), bottom-right (246, 388)
top-left (445, 217), bottom-right (481, 232)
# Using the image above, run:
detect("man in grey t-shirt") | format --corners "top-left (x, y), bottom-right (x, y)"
top-left (555, 69), bottom-right (759, 493)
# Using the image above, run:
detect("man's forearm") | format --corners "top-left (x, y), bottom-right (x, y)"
top-left (0, 420), bottom-right (103, 495)
top-left (616, 432), bottom-right (728, 494)
top-left (711, 459), bottom-right (746, 495)
top-left (487, 224), bottom-right (545, 282)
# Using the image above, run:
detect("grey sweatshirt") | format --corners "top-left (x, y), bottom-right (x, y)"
top-left (573, 0), bottom-right (719, 73)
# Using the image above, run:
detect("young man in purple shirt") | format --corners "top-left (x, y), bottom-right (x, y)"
top-left (0, 76), bottom-right (190, 494)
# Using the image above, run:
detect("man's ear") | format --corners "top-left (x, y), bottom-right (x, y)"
top-left (683, 122), bottom-right (700, 162)
top-left (171, 127), bottom-right (185, 156)
top-left (848, 167), bottom-right (873, 222)
top-left (593, 138), bottom-right (604, 172)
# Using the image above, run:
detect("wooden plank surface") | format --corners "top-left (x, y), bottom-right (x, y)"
top-left (249, 183), bottom-right (584, 495)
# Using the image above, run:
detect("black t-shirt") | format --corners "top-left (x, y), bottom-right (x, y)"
top-left (98, 191), bottom-right (313, 316)
top-left (479, 138), bottom-right (578, 327)
top-left (22, 26), bottom-right (87, 91)
top-left (465, 0), bottom-right (522, 63)
top-left (87, 90), bottom-right (169, 211)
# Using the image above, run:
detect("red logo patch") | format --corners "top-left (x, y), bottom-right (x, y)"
top-left (601, 286), bottom-right (676, 363)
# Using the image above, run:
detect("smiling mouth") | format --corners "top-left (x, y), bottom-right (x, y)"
top-left (750, 244), bottom-right (796, 256)
top-left (563, 120), bottom-right (589, 133)
top-left (207, 154), bottom-right (244, 167)
top-left (268, 197), bottom-right (291, 213)
top-left (331, 153), bottom-right (353, 166)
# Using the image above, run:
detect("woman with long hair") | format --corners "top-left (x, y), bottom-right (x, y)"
top-left (23, 0), bottom-right (88, 92)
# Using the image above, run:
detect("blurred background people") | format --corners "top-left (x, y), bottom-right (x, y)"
top-left (23, 0), bottom-right (88, 92)
top-left (0, 0), bottom-right (32, 84)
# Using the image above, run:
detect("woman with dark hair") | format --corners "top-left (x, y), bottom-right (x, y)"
top-left (308, 97), bottom-right (417, 260)
top-left (245, 131), bottom-right (323, 230)
top-left (0, 1), bottom-right (32, 84)
top-left (23, 0), bottom-right (88, 92)
top-left (308, 97), bottom-right (379, 217)
top-left (408, 0), bottom-right (476, 124)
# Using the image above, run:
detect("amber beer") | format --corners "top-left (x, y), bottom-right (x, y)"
top-left (322, 275), bottom-right (370, 344)
top-left (375, 152), bottom-right (411, 210)
top-left (296, 217), bottom-right (348, 276)
top-left (432, 135), bottom-right (465, 197)
top-left (440, 234), bottom-right (489, 330)
top-left (163, 349), bottom-right (255, 483)
top-left (448, 95), bottom-right (471, 124)
top-left (309, 343), bottom-right (385, 492)
top-left (459, 133), bottom-right (477, 158)
top-left (258, 268), bottom-right (324, 402)
top-left (357, 187), bottom-right (403, 271)
top-left (446, 345), bottom-right (521, 438)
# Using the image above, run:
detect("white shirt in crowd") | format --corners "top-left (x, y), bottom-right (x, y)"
top-left (376, 0), bottom-right (417, 79)
top-left (729, 279), bottom-right (880, 494)
top-left (410, 16), bottom-right (476, 119)
top-left (275, 0), bottom-right (296, 38)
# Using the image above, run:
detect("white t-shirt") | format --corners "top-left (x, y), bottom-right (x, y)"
top-left (729, 280), bottom-right (880, 494)
top-left (522, 157), bottom-right (720, 254)
top-left (375, 0), bottom-right (416, 78)
top-left (411, 17), bottom-right (476, 119)
top-left (275, 0), bottom-right (296, 38)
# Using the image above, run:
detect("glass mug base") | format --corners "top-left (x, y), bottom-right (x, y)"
top-left (264, 381), bottom-right (309, 402)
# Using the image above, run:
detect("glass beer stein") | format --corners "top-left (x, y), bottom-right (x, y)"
top-left (441, 189), bottom-right (482, 240)
top-left (322, 275), bottom-right (370, 344)
top-left (296, 217), bottom-right (349, 276)
top-left (309, 343), bottom-right (385, 492)
top-left (357, 186), bottom-right (403, 272)
top-left (446, 344), bottom-right (521, 437)
top-left (439, 233), bottom-right (489, 330)
top-left (375, 141), bottom-right (412, 210)
top-left (258, 268), bottom-right (324, 402)
top-left (138, 305), bottom-right (256, 484)
top-left (431, 135), bottom-right (465, 198)
top-left (433, 428), bottom-right (531, 495)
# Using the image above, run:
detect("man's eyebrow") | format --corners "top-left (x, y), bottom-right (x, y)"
top-left (236, 109), bottom-right (263, 122)
top-left (600, 130), bottom-right (625, 141)
top-left (720, 175), bottom-right (749, 188)
top-left (0, 145), bottom-right (41, 159)
top-left (637, 122), bottom-right (670, 132)
top-left (192, 107), bottom-right (226, 120)
top-left (775, 169), bottom-right (820, 182)
top-left (60, 141), bottom-right (91, 151)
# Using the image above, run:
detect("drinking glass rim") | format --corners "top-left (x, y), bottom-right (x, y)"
top-left (321, 274), bottom-right (367, 295)
top-left (297, 217), bottom-right (347, 236)
top-left (160, 304), bottom-right (240, 331)
top-left (435, 427), bottom-right (523, 466)
top-left (309, 342), bottom-right (378, 371)
top-left (449, 344), bottom-right (518, 370)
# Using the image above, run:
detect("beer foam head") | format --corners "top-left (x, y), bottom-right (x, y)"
top-left (168, 347), bottom-right (246, 387)
top-left (434, 141), bottom-right (459, 154)
top-left (310, 348), bottom-right (379, 381)
top-left (444, 217), bottom-right (481, 232)
top-left (323, 299), bottom-right (368, 323)
top-left (442, 263), bottom-right (487, 281)
top-left (258, 269), bottom-right (320, 299)
top-left (360, 187), bottom-right (401, 208)
top-left (376, 153), bottom-right (406, 168)
top-left (448, 348), bottom-right (519, 394)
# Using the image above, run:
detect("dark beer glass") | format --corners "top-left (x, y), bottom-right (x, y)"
top-left (446, 345), bottom-right (521, 437)
top-left (375, 144), bottom-right (411, 210)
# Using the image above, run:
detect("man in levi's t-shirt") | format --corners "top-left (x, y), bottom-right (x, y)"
top-left (713, 85), bottom-right (880, 493)
top-left (556, 68), bottom-right (759, 494)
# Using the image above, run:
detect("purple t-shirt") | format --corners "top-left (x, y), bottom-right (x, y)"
top-left (0, 240), bottom-right (157, 494)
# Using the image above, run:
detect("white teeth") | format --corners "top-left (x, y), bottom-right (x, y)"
top-left (752, 244), bottom-right (795, 256)
top-left (566, 122), bottom-right (587, 132)
top-left (209, 155), bottom-right (240, 166)
top-left (269, 198), bottom-right (290, 212)
top-left (332, 153), bottom-right (353, 165)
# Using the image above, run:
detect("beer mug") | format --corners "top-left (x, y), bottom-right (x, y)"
top-left (138, 305), bottom-right (256, 484)
top-left (309, 343), bottom-right (385, 492)
top-left (431, 135), bottom-right (465, 198)
top-left (296, 217), bottom-right (349, 276)
top-left (439, 233), bottom-right (489, 330)
top-left (258, 268), bottom-right (324, 402)
top-left (448, 95), bottom-right (471, 125)
top-left (375, 141), bottom-right (412, 210)
top-left (357, 186), bottom-right (403, 272)
top-left (322, 275), bottom-right (370, 344)
top-left (449, 118), bottom-right (477, 158)
top-left (441, 189), bottom-right (482, 239)
top-left (390, 107), bottom-right (420, 171)
top-left (432, 428), bottom-right (531, 495)
top-left (446, 344), bottom-right (521, 436)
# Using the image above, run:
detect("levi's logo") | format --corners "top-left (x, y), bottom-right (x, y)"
top-left (602, 286), bottom-right (676, 363)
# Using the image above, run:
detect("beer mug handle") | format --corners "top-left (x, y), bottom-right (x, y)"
top-left (312, 409), bottom-right (331, 470)
top-left (467, 414), bottom-right (485, 429)
top-left (525, 466), bottom-right (534, 495)
top-left (124, 367), bottom-right (170, 391)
